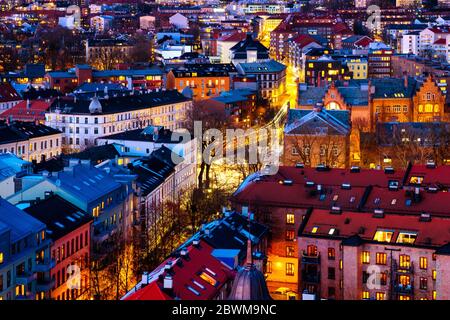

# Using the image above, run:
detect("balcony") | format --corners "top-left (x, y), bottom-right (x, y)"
top-left (15, 272), bottom-right (37, 285)
top-left (394, 284), bottom-right (414, 295)
top-left (302, 271), bottom-right (320, 284)
top-left (36, 278), bottom-right (55, 292)
top-left (35, 258), bottom-right (56, 272)
top-left (301, 252), bottom-right (320, 264)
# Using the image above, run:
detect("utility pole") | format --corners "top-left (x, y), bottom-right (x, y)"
top-left (385, 247), bottom-right (401, 301)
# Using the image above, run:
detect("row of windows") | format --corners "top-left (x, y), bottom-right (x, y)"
top-left (52, 231), bottom-right (89, 264)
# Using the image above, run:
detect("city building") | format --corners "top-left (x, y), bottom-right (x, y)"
top-left (24, 195), bottom-right (93, 300)
top-left (0, 82), bottom-right (21, 113)
top-left (0, 198), bottom-right (51, 300)
top-left (230, 33), bottom-right (270, 65)
top-left (165, 64), bottom-right (236, 101)
top-left (0, 99), bottom-right (52, 123)
top-left (0, 120), bottom-right (62, 163)
top-left (283, 107), bottom-right (354, 168)
top-left (45, 90), bottom-right (191, 151)
top-left (298, 207), bottom-right (450, 300)
top-left (368, 42), bottom-right (394, 79)
top-left (235, 60), bottom-right (286, 105)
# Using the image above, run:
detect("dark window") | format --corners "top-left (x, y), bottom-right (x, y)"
top-left (328, 267), bottom-right (335, 280)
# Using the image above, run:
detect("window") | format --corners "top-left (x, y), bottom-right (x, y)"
top-left (0, 252), bottom-right (3, 264)
top-left (376, 292), bottom-right (385, 300)
top-left (399, 255), bottom-right (410, 269)
top-left (362, 271), bottom-right (369, 283)
top-left (420, 277), bottom-right (427, 290)
top-left (307, 245), bottom-right (318, 256)
top-left (328, 267), bottom-right (335, 280)
top-left (339, 259), bottom-right (343, 270)
top-left (328, 248), bottom-right (335, 260)
top-left (286, 263), bottom-right (294, 276)
top-left (396, 232), bottom-right (417, 244)
top-left (361, 251), bottom-right (370, 264)
top-left (291, 147), bottom-right (299, 155)
top-left (285, 230), bottom-right (295, 241)
top-left (311, 226), bottom-right (319, 233)
top-left (432, 270), bottom-right (436, 281)
top-left (362, 291), bottom-right (369, 299)
top-left (379, 272), bottom-right (387, 286)
top-left (420, 257), bottom-right (428, 270)
top-left (265, 261), bottom-right (272, 274)
top-left (373, 229), bottom-right (394, 243)
top-left (433, 290), bottom-right (437, 300)
top-left (286, 213), bottom-right (295, 225)
top-left (286, 246), bottom-right (295, 257)
top-left (376, 252), bottom-right (387, 265)
top-left (399, 295), bottom-right (410, 300)
top-left (328, 287), bottom-right (335, 297)
top-left (199, 271), bottom-right (217, 287)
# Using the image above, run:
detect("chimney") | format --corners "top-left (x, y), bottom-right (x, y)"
top-left (313, 102), bottom-right (323, 112)
top-left (163, 275), bottom-right (173, 290)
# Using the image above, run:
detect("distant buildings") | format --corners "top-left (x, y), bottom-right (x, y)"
top-left (0, 83), bottom-right (21, 113)
top-left (0, 120), bottom-right (62, 163)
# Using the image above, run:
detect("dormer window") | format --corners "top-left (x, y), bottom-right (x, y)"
top-left (396, 232), bottom-right (418, 245)
top-left (373, 229), bottom-right (394, 243)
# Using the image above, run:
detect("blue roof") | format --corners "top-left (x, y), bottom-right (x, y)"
top-left (211, 89), bottom-right (256, 104)
top-left (0, 153), bottom-right (30, 182)
top-left (0, 198), bottom-right (45, 241)
top-left (48, 162), bottom-right (122, 204)
top-left (237, 60), bottom-right (286, 74)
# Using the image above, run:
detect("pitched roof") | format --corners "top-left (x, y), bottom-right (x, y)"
top-left (371, 77), bottom-right (417, 99)
top-left (0, 198), bottom-right (45, 242)
top-left (0, 82), bottom-right (21, 103)
top-left (0, 100), bottom-right (52, 121)
top-left (284, 108), bottom-right (351, 136)
top-left (24, 195), bottom-right (92, 240)
top-left (49, 90), bottom-right (189, 115)
top-left (124, 240), bottom-right (233, 300)
top-left (237, 60), bottom-right (286, 74)
top-left (300, 208), bottom-right (450, 249)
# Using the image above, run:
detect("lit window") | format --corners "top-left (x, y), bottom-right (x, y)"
top-left (433, 290), bottom-right (437, 300)
top-left (361, 251), bottom-right (370, 264)
top-left (396, 232), bottom-right (417, 244)
top-left (286, 263), bottom-right (295, 276)
top-left (376, 252), bottom-right (387, 265)
top-left (362, 291), bottom-right (369, 299)
top-left (199, 271), bottom-right (217, 287)
top-left (420, 257), bottom-right (428, 270)
top-left (328, 248), bottom-right (335, 260)
top-left (0, 252), bottom-right (3, 264)
top-left (339, 259), bottom-right (343, 270)
top-left (376, 292), bottom-right (385, 300)
top-left (432, 270), bottom-right (436, 280)
top-left (311, 226), bottom-right (319, 234)
top-left (409, 176), bottom-right (424, 184)
top-left (328, 228), bottom-right (336, 235)
top-left (399, 255), bottom-right (411, 269)
top-left (286, 213), bottom-right (295, 225)
top-left (399, 295), bottom-right (411, 300)
top-left (373, 230), bottom-right (394, 243)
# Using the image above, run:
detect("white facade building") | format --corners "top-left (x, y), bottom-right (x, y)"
top-left (45, 90), bottom-right (192, 151)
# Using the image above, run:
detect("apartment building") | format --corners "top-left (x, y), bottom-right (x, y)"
top-left (0, 198), bottom-right (52, 300)
top-left (298, 208), bottom-right (450, 300)
top-left (24, 195), bottom-right (93, 300)
top-left (45, 90), bottom-right (192, 151)
top-left (0, 120), bottom-right (62, 162)
top-left (165, 64), bottom-right (236, 101)
top-left (231, 164), bottom-right (450, 299)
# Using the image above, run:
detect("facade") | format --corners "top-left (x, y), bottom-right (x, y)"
top-left (230, 33), bottom-right (270, 65)
top-left (24, 195), bottom-right (92, 300)
top-left (305, 56), bottom-right (351, 86)
top-left (231, 165), bottom-right (450, 299)
top-left (165, 64), bottom-right (236, 101)
top-left (0, 198), bottom-right (51, 300)
top-left (283, 108), bottom-right (353, 168)
top-left (45, 90), bottom-right (191, 151)
top-left (45, 64), bottom-right (164, 94)
top-left (0, 121), bottom-right (62, 163)
top-left (85, 39), bottom-right (134, 69)
top-left (217, 32), bottom-right (247, 63)
top-left (0, 83), bottom-right (21, 113)
top-left (235, 60), bottom-right (286, 105)
top-left (368, 42), bottom-right (393, 79)
top-left (298, 208), bottom-right (450, 300)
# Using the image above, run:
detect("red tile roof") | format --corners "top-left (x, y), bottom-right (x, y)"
top-left (433, 38), bottom-right (447, 45)
top-left (125, 241), bottom-right (234, 300)
top-left (0, 99), bottom-right (51, 121)
top-left (300, 208), bottom-right (450, 249)
top-left (0, 83), bottom-right (21, 103)
top-left (218, 31), bottom-right (247, 42)
top-left (405, 164), bottom-right (450, 188)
